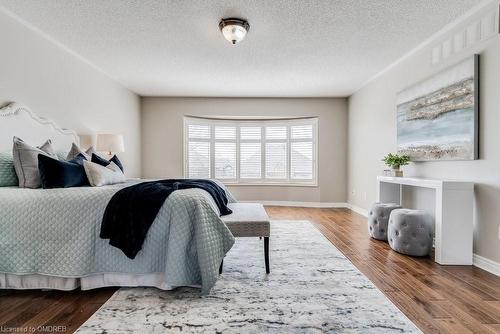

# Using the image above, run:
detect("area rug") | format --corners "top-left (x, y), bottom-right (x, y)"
top-left (76, 221), bottom-right (420, 333)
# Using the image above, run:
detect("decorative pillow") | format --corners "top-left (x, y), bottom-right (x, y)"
top-left (66, 142), bottom-right (96, 160)
top-left (38, 153), bottom-right (89, 189)
top-left (56, 151), bottom-right (70, 160)
top-left (91, 153), bottom-right (124, 172)
top-left (12, 137), bottom-right (58, 188)
top-left (84, 161), bottom-right (126, 187)
top-left (0, 152), bottom-right (18, 187)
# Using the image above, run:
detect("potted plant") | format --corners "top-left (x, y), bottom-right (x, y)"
top-left (382, 153), bottom-right (410, 177)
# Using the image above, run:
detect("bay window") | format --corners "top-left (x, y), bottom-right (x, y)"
top-left (184, 117), bottom-right (318, 185)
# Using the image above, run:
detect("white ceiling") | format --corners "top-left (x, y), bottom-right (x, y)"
top-left (0, 0), bottom-right (480, 97)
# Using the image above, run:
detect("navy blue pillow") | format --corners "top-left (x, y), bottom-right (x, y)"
top-left (38, 153), bottom-right (89, 189)
top-left (91, 153), bottom-right (124, 172)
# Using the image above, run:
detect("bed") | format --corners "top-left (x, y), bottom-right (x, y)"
top-left (0, 103), bottom-right (235, 293)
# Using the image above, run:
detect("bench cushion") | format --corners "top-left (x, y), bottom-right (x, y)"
top-left (221, 203), bottom-right (270, 237)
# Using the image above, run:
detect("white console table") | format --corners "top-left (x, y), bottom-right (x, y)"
top-left (377, 176), bottom-right (474, 265)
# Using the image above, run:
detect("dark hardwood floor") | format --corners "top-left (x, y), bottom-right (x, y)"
top-left (0, 287), bottom-right (116, 333)
top-left (1, 207), bottom-right (499, 333)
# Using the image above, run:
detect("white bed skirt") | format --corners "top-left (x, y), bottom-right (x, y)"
top-left (0, 273), bottom-right (79, 290)
top-left (0, 273), bottom-right (199, 291)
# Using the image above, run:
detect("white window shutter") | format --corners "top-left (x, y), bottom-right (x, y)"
top-left (291, 125), bottom-right (313, 139)
top-left (215, 126), bottom-right (236, 140)
top-left (188, 141), bottom-right (210, 178)
top-left (240, 127), bottom-right (261, 140)
top-left (291, 142), bottom-right (313, 179)
top-left (265, 142), bottom-right (287, 179)
top-left (240, 142), bottom-right (261, 179)
top-left (265, 126), bottom-right (287, 140)
top-left (214, 142), bottom-right (236, 179)
top-left (188, 124), bottom-right (210, 139)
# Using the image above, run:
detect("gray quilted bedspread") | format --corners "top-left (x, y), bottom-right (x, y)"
top-left (0, 180), bottom-right (235, 293)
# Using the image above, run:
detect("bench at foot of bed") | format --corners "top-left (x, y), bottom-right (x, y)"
top-left (220, 203), bottom-right (270, 274)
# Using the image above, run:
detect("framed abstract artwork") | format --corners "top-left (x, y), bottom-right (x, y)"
top-left (397, 55), bottom-right (479, 161)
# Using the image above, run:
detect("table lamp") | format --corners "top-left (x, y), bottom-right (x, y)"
top-left (96, 134), bottom-right (125, 156)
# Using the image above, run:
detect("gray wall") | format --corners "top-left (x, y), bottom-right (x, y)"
top-left (348, 9), bottom-right (500, 262)
top-left (0, 9), bottom-right (141, 177)
top-left (142, 97), bottom-right (348, 203)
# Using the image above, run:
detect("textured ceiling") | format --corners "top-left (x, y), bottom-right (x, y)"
top-left (0, 0), bottom-right (480, 97)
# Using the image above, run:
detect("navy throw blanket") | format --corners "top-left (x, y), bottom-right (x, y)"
top-left (100, 179), bottom-right (232, 259)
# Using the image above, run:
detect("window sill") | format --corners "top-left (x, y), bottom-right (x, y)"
top-left (223, 182), bottom-right (318, 188)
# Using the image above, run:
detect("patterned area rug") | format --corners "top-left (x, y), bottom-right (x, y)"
top-left (76, 221), bottom-right (420, 333)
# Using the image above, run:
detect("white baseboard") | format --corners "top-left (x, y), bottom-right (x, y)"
top-left (473, 254), bottom-right (500, 277)
top-left (241, 201), bottom-right (350, 208)
top-left (347, 204), bottom-right (369, 217)
top-left (244, 200), bottom-right (371, 212)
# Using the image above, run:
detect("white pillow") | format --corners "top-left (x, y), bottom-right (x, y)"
top-left (66, 142), bottom-right (96, 160)
top-left (83, 161), bottom-right (125, 187)
top-left (12, 137), bottom-right (58, 188)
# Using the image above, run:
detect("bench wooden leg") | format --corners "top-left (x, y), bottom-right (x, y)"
top-left (264, 237), bottom-right (270, 274)
top-left (219, 259), bottom-right (223, 275)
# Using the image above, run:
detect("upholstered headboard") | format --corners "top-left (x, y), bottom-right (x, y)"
top-left (0, 102), bottom-right (79, 152)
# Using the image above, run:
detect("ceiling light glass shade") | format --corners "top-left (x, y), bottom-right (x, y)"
top-left (219, 18), bottom-right (250, 45)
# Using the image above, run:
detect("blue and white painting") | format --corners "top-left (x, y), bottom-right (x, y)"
top-left (397, 56), bottom-right (478, 161)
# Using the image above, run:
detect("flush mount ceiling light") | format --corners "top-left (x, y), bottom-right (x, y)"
top-left (219, 18), bottom-right (250, 45)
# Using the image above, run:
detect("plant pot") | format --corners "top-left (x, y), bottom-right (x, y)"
top-left (392, 167), bottom-right (403, 177)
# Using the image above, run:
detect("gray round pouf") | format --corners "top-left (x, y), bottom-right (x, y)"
top-left (388, 209), bottom-right (433, 257)
top-left (368, 203), bottom-right (402, 241)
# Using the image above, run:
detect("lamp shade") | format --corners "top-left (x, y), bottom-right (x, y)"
top-left (96, 134), bottom-right (124, 154)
